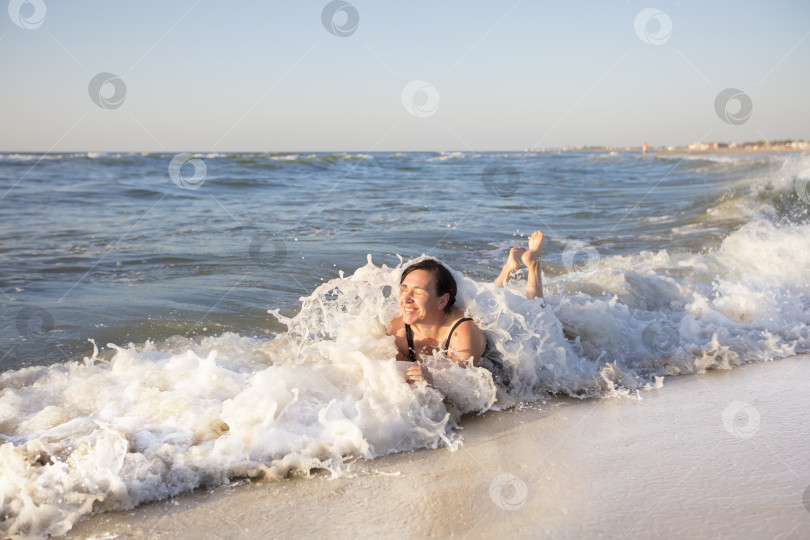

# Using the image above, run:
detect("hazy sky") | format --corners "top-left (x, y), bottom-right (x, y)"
top-left (1, 1), bottom-right (808, 151)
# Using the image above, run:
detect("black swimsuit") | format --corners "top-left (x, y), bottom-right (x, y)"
top-left (404, 317), bottom-right (473, 362)
top-left (404, 317), bottom-right (511, 388)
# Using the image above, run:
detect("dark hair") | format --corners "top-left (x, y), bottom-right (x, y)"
top-left (400, 259), bottom-right (457, 313)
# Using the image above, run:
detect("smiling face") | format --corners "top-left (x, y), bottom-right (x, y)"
top-left (398, 269), bottom-right (448, 325)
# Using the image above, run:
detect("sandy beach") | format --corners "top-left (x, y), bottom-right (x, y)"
top-left (65, 354), bottom-right (809, 539)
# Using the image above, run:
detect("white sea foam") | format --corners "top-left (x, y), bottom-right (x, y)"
top-left (425, 151), bottom-right (468, 161)
top-left (548, 154), bottom-right (810, 376)
top-left (0, 249), bottom-right (650, 536)
top-left (0, 330), bottom-right (454, 536)
top-left (0, 152), bottom-right (149, 163)
top-left (654, 153), bottom-right (779, 164)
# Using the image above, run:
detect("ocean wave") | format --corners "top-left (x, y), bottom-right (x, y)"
top-left (654, 152), bottom-right (785, 168)
top-left (214, 153), bottom-right (379, 172)
top-left (4, 212), bottom-right (810, 536)
top-left (425, 151), bottom-right (468, 162)
top-left (586, 151), bottom-right (623, 160)
top-left (2, 151), bottom-right (810, 536)
top-left (0, 152), bottom-right (152, 163)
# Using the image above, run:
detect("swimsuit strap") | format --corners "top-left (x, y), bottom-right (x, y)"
top-left (406, 317), bottom-right (475, 361)
top-left (404, 323), bottom-right (417, 362)
top-left (444, 317), bottom-right (474, 351)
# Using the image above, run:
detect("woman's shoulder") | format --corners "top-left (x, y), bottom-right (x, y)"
top-left (448, 309), bottom-right (476, 328)
top-left (446, 311), bottom-right (484, 338)
top-left (387, 315), bottom-right (405, 336)
top-left (444, 310), bottom-right (487, 359)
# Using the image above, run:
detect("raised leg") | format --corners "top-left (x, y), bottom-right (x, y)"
top-left (521, 231), bottom-right (544, 301)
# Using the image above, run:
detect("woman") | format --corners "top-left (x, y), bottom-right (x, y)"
top-left (388, 230), bottom-right (545, 384)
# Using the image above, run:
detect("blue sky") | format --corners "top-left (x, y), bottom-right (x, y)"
top-left (1, 0), bottom-right (808, 151)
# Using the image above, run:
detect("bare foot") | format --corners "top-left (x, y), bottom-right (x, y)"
top-left (495, 247), bottom-right (525, 288)
top-left (505, 247), bottom-right (524, 273)
top-left (521, 230), bottom-right (544, 267)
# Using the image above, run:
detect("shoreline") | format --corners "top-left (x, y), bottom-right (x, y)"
top-left (65, 354), bottom-right (810, 539)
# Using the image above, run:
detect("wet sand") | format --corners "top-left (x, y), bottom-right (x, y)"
top-left (66, 354), bottom-right (810, 539)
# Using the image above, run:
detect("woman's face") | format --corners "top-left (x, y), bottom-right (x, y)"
top-left (399, 269), bottom-right (446, 325)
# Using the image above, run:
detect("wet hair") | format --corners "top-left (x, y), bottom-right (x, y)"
top-left (400, 259), bottom-right (457, 313)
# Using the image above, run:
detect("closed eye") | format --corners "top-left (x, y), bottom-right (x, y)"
top-left (400, 285), bottom-right (427, 295)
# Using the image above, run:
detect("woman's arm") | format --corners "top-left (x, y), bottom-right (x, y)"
top-left (445, 320), bottom-right (487, 367)
top-left (387, 315), bottom-right (407, 362)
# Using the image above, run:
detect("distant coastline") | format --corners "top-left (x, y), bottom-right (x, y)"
top-left (527, 139), bottom-right (810, 155)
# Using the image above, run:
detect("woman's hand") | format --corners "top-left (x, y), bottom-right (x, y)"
top-left (405, 363), bottom-right (424, 383)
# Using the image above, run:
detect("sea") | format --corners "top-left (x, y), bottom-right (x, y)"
top-left (1, 150), bottom-right (809, 536)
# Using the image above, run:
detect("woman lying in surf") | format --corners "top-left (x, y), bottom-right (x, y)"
top-left (388, 230), bottom-right (545, 384)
